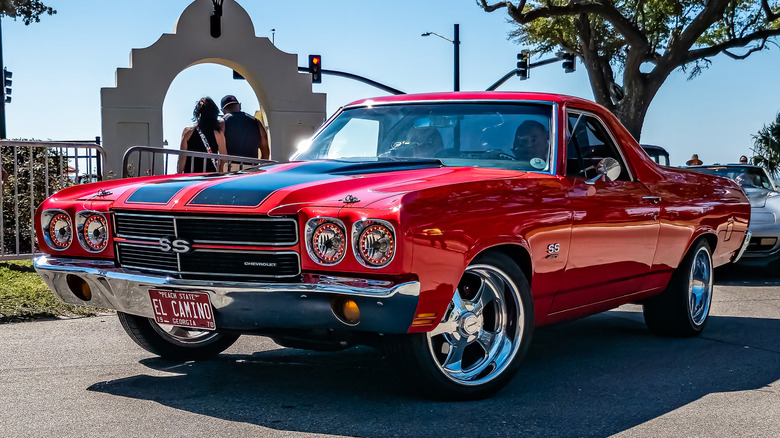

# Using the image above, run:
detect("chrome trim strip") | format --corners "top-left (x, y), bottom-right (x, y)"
top-left (315, 100), bottom-right (559, 177)
top-left (341, 98), bottom-right (559, 109)
top-left (113, 212), bottom-right (298, 246)
top-left (732, 230), bottom-right (752, 263)
top-left (115, 212), bottom-right (176, 219)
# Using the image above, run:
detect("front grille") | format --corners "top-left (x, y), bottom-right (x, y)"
top-left (113, 211), bottom-right (298, 246)
top-left (113, 211), bottom-right (301, 278)
top-left (175, 217), bottom-right (298, 245)
top-left (116, 243), bottom-right (179, 273)
top-left (180, 250), bottom-right (300, 277)
top-left (116, 243), bottom-right (300, 278)
top-left (114, 213), bottom-right (176, 240)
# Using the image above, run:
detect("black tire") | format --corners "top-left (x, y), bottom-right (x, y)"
top-left (643, 239), bottom-right (714, 337)
top-left (117, 312), bottom-right (240, 361)
top-left (385, 252), bottom-right (534, 400)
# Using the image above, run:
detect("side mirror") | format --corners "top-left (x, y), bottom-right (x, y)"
top-left (586, 157), bottom-right (621, 184)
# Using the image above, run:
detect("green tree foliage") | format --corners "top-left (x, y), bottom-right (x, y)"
top-left (752, 112), bottom-right (780, 178)
top-left (2, 145), bottom-right (73, 255)
top-left (0, 0), bottom-right (55, 25)
top-left (478, 1), bottom-right (780, 140)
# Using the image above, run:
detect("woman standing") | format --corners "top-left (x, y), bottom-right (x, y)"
top-left (178, 97), bottom-right (227, 173)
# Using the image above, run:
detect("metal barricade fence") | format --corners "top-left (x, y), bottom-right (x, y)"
top-left (122, 146), bottom-right (273, 177)
top-left (1, 140), bottom-right (105, 260)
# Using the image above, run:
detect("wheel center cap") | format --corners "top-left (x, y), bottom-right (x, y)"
top-left (461, 313), bottom-right (481, 336)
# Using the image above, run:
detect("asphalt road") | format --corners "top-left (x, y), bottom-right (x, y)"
top-left (1, 263), bottom-right (778, 438)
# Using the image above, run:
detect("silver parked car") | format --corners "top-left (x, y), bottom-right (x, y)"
top-left (688, 164), bottom-right (780, 264)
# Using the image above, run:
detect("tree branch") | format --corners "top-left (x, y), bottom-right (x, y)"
top-left (685, 28), bottom-right (780, 63)
top-left (670, 0), bottom-right (731, 56)
top-left (477, 0), bottom-right (514, 13)
top-left (762, 0), bottom-right (780, 22)
top-left (480, 1), bottom-right (649, 49)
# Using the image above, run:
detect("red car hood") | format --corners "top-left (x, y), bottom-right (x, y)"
top-left (77, 160), bottom-right (543, 215)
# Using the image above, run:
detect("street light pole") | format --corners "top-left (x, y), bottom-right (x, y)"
top-left (453, 24), bottom-right (460, 92)
top-left (422, 23), bottom-right (460, 92)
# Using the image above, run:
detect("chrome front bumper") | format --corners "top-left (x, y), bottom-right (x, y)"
top-left (34, 255), bottom-right (420, 334)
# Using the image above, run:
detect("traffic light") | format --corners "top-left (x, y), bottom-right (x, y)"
top-left (3, 69), bottom-right (11, 103)
top-left (308, 54), bottom-right (322, 84)
top-left (516, 51), bottom-right (529, 80)
top-left (561, 53), bottom-right (576, 73)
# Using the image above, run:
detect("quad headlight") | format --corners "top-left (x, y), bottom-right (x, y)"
top-left (353, 220), bottom-right (396, 268)
top-left (42, 210), bottom-right (73, 251)
top-left (305, 217), bottom-right (397, 268)
top-left (305, 218), bottom-right (347, 265)
top-left (76, 212), bottom-right (109, 252)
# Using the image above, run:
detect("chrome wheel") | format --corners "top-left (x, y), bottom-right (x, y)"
top-left (426, 263), bottom-right (524, 386)
top-left (150, 321), bottom-right (222, 345)
top-left (688, 246), bottom-right (713, 326)
top-left (643, 239), bottom-right (714, 337)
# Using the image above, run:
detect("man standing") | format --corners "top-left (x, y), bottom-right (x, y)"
top-left (220, 95), bottom-right (270, 160)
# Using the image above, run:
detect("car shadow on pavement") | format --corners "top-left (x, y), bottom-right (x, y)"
top-left (716, 262), bottom-right (780, 286)
top-left (87, 309), bottom-right (780, 438)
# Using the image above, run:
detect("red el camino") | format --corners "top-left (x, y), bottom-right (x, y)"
top-left (34, 92), bottom-right (750, 400)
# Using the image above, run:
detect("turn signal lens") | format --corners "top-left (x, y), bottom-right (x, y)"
top-left (340, 298), bottom-right (360, 325)
top-left (44, 211), bottom-right (72, 250)
top-left (79, 213), bottom-right (109, 252)
top-left (306, 218), bottom-right (347, 265)
top-left (331, 297), bottom-right (360, 325)
top-left (356, 222), bottom-right (395, 267)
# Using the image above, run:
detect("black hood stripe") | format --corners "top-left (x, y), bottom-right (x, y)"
top-left (124, 160), bottom-right (443, 207)
top-left (125, 176), bottom-right (219, 204)
top-left (188, 168), bottom-right (339, 207)
top-left (188, 159), bottom-right (442, 207)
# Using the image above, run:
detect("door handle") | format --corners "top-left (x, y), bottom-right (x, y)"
top-left (642, 196), bottom-right (661, 204)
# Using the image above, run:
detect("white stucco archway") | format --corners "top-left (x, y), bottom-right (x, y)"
top-left (101, 0), bottom-right (326, 178)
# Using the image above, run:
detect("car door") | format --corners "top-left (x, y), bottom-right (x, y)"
top-left (551, 110), bottom-right (661, 312)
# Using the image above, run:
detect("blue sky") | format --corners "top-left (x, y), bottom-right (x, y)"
top-left (3, 0), bottom-right (779, 165)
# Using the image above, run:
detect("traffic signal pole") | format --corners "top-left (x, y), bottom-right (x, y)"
top-left (298, 66), bottom-right (405, 95)
top-left (486, 52), bottom-right (575, 91)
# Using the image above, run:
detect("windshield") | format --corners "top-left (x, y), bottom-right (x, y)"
top-left (692, 166), bottom-right (777, 191)
top-left (294, 103), bottom-right (554, 172)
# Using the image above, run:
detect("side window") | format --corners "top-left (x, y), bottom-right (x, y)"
top-left (566, 113), bottom-right (630, 181)
top-left (326, 118), bottom-right (380, 158)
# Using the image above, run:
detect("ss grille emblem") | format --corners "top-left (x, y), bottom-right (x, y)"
top-left (159, 237), bottom-right (192, 253)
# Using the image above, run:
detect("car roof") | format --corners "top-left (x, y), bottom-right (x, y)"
top-left (344, 91), bottom-right (597, 108)
top-left (640, 144), bottom-right (668, 153)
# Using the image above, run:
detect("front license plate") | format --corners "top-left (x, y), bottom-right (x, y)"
top-left (148, 289), bottom-right (216, 330)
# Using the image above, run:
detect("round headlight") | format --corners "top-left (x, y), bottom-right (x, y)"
top-left (79, 213), bottom-right (109, 252)
top-left (356, 222), bottom-right (395, 267)
top-left (46, 212), bottom-right (72, 250)
top-left (307, 219), bottom-right (347, 265)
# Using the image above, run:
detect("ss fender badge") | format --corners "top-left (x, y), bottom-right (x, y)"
top-left (546, 243), bottom-right (560, 259)
top-left (159, 237), bottom-right (193, 254)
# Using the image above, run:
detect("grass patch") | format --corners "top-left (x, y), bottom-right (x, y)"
top-left (0, 260), bottom-right (105, 323)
